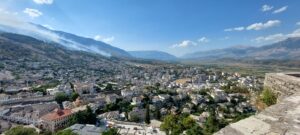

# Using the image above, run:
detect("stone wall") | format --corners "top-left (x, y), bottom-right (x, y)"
top-left (264, 72), bottom-right (300, 101)
top-left (214, 72), bottom-right (300, 135)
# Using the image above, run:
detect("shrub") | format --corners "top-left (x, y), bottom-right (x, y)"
top-left (102, 128), bottom-right (119, 135)
top-left (55, 129), bottom-right (78, 135)
top-left (261, 88), bottom-right (277, 106)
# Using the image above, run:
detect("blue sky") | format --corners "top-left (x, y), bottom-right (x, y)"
top-left (1, 0), bottom-right (300, 56)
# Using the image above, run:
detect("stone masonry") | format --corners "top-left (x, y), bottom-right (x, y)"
top-left (264, 72), bottom-right (300, 101)
top-left (214, 72), bottom-right (300, 135)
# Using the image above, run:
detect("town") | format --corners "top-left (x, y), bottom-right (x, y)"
top-left (1, 0), bottom-right (299, 134)
top-left (0, 61), bottom-right (262, 135)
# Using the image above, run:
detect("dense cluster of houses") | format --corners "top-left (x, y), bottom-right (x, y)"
top-left (0, 64), bottom-right (262, 134)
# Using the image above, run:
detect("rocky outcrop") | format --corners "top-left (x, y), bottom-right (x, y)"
top-left (214, 72), bottom-right (300, 135)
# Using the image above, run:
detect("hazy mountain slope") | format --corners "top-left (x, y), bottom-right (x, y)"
top-left (54, 31), bottom-right (131, 58)
top-left (33, 24), bottom-right (132, 58)
top-left (183, 37), bottom-right (300, 60)
top-left (0, 32), bottom-right (125, 68)
top-left (248, 37), bottom-right (300, 59)
top-left (129, 50), bottom-right (177, 61)
top-left (183, 46), bottom-right (255, 59)
top-left (0, 23), bottom-right (131, 58)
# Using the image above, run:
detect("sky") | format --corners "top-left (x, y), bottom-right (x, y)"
top-left (0, 0), bottom-right (300, 56)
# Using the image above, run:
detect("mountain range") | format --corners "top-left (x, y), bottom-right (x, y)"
top-left (183, 37), bottom-right (300, 60)
top-left (129, 50), bottom-right (177, 61)
top-left (0, 23), bottom-right (131, 58)
top-left (0, 22), bottom-right (300, 62)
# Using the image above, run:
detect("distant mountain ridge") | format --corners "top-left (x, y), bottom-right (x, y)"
top-left (129, 50), bottom-right (177, 61)
top-left (183, 37), bottom-right (300, 60)
top-left (0, 23), bottom-right (131, 58)
top-left (0, 32), bottom-right (108, 64)
top-left (33, 24), bottom-right (132, 58)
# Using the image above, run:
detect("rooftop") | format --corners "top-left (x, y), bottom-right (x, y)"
top-left (41, 108), bottom-right (73, 121)
top-left (68, 124), bottom-right (106, 135)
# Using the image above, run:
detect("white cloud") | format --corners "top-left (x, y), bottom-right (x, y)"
top-left (33, 0), bottom-right (53, 5)
top-left (23, 8), bottom-right (42, 18)
top-left (262, 4), bottom-right (273, 12)
top-left (296, 22), bottom-right (300, 26)
top-left (224, 27), bottom-right (244, 32)
top-left (225, 20), bottom-right (281, 32)
top-left (287, 28), bottom-right (300, 38)
top-left (94, 35), bottom-right (115, 43)
top-left (254, 28), bottom-right (300, 43)
top-left (171, 40), bottom-right (197, 48)
top-left (273, 6), bottom-right (288, 14)
top-left (0, 8), bottom-right (18, 16)
top-left (246, 20), bottom-right (280, 31)
top-left (198, 37), bottom-right (209, 43)
top-left (254, 33), bottom-right (285, 42)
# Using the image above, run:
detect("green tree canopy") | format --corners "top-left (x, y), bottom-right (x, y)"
top-left (75, 106), bottom-right (97, 124)
top-left (70, 92), bottom-right (80, 102)
top-left (55, 92), bottom-right (69, 104)
top-left (55, 129), bottom-right (78, 135)
top-left (5, 126), bottom-right (38, 135)
top-left (102, 128), bottom-right (120, 135)
top-left (105, 83), bottom-right (113, 91)
top-left (186, 125), bottom-right (203, 135)
top-left (160, 114), bottom-right (198, 135)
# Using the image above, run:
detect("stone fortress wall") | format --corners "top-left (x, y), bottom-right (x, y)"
top-left (215, 72), bottom-right (300, 135)
top-left (264, 72), bottom-right (300, 101)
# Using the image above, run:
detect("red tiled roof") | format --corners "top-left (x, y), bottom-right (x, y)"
top-left (41, 108), bottom-right (73, 121)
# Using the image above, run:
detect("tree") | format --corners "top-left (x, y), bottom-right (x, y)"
top-left (5, 126), bottom-right (38, 135)
top-left (261, 88), bottom-right (277, 106)
top-left (39, 130), bottom-right (52, 135)
top-left (69, 82), bottom-right (75, 92)
top-left (155, 82), bottom-right (161, 89)
top-left (33, 80), bottom-right (60, 95)
top-left (67, 115), bottom-right (77, 127)
top-left (130, 115), bottom-right (140, 122)
top-left (75, 106), bottom-right (97, 124)
top-left (55, 92), bottom-right (69, 104)
top-left (55, 129), bottom-right (78, 135)
top-left (202, 111), bottom-right (219, 134)
top-left (105, 83), bottom-right (113, 91)
top-left (104, 103), bottom-right (118, 112)
top-left (117, 100), bottom-right (131, 112)
top-left (155, 107), bottom-right (161, 120)
top-left (160, 114), bottom-right (181, 135)
top-left (70, 92), bottom-right (80, 102)
top-left (186, 125), bottom-right (203, 135)
top-left (160, 114), bottom-right (199, 135)
top-left (102, 128), bottom-right (120, 135)
top-left (85, 106), bottom-right (97, 124)
top-left (182, 116), bottom-right (195, 129)
top-left (125, 111), bottom-right (129, 120)
top-left (145, 104), bottom-right (151, 124)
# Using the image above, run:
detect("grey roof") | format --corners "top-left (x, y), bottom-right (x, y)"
top-left (68, 124), bottom-right (106, 135)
